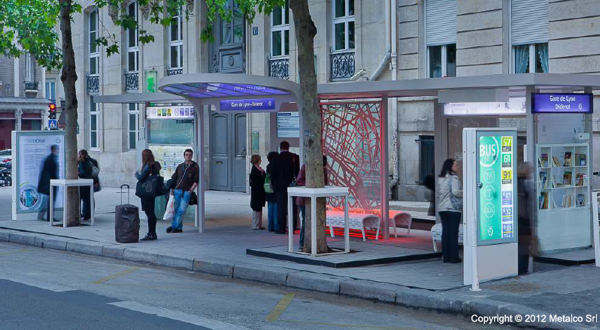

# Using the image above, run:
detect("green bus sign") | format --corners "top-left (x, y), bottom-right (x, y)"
top-left (477, 131), bottom-right (517, 245)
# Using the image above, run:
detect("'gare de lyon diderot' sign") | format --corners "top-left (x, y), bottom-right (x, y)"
top-left (532, 93), bottom-right (592, 114)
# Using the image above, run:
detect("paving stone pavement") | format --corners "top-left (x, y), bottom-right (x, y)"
top-left (1, 187), bottom-right (600, 329)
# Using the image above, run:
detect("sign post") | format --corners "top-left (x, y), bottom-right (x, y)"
top-left (11, 130), bottom-right (66, 220)
top-left (463, 128), bottom-right (518, 287)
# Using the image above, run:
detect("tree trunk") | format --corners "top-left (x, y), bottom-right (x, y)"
top-left (289, 0), bottom-right (328, 254)
top-left (59, 0), bottom-right (80, 227)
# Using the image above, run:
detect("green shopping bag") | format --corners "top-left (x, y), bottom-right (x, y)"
top-left (264, 173), bottom-right (274, 194)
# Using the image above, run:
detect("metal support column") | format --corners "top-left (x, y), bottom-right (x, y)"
top-left (381, 97), bottom-right (390, 239)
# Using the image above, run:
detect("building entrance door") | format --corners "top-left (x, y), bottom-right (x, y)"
top-left (209, 112), bottom-right (247, 192)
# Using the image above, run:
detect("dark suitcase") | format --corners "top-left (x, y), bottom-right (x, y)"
top-left (115, 184), bottom-right (140, 243)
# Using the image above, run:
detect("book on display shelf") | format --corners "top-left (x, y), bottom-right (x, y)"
top-left (579, 154), bottom-right (587, 166)
top-left (563, 171), bottom-right (572, 186)
top-left (538, 153), bottom-right (549, 167)
top-left (577, 194), bottom-right (585, 207)
top-left (552, 156), bottom-right (561, 167)
top-left (539, 172), bottom-right (549, 189)
top-left (564, 152), bottom-right (572, 167)
top-left (539, 192), bottom-right (549, 209)
top-left (576, 173), bottom-right (584, 187)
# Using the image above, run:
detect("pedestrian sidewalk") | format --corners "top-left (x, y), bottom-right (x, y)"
top-left (0, 187), bottom-right (599, 329)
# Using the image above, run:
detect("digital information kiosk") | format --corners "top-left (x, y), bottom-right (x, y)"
top-left (463, 128), bottom-right (518, 288)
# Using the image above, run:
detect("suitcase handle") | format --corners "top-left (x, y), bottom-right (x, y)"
top-left (120, 184), bottom-right (130, 205)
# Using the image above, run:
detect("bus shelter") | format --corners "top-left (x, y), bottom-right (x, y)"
top-left (158, 73), bottom-right (300, 232)
top-left (317, 73), bottom-right (600, 255)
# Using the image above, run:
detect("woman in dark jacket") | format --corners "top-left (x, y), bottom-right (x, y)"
top-left (249, 154), bottom-right (266, 230)
top-left (78, 149), bottom-right (100, 221)
top-left (135, 149), bottom-right (162, 241)
top-left (265, 151), bottom-right (279, 232)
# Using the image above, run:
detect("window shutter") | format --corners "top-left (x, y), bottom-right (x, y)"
top-left (511, 0), bottom-right (549, 45)
top-left (426, 0), bottom-right (457, 46)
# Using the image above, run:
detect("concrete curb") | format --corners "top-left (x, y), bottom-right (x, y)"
top-left (192, 259), bottom-right (235, 277)
top-left (34, 236), bottom-right (68, 251)
top-left (341, 279), bottom-right (397, 303)
top-left (233, 264), bottom-right (289, 286)
top-left (0, 228), bottom-right (589, 329)
top-left (287, 271), bottom-right (342, 293)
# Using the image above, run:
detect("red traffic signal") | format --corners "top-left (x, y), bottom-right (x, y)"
top-left (48, 103), bottom-right (57, 119)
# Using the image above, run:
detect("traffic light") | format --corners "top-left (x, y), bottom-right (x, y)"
top-left (48, 103), bottom-right (57, 119)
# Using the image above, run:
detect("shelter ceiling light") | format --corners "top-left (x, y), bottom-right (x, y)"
top-left (438, 89), bottom-right (509, 103)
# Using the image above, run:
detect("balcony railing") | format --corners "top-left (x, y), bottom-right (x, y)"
top-left (24, 81), bottom-right (39, 91)
top-left (268, 58), bottom-right (290, 80)
top-left (167, 68), bottom-right (183, 76)
top-left (86, 74), bottom-right (100, 94)
top-left (330, 51), bottom-right (355, 81)
top-left (124, 72), bottom-right (139, 92)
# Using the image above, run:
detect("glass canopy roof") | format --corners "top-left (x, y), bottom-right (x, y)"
top-left (163, 83), bottom-right (291, 99)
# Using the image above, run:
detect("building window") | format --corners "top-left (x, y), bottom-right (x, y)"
top-left (169, 7), bottom-right (183, 70)
top-left (514, 43), bottom-right (548, 73)
top-left (128, 103), bottom-right (138, 150)
top-left (418, 136), bottom-right (435, 184)
top-left (90, 101), bottom-right (99, 149)
top-left (428, 44), bottom-right (456, 78)
top-left (45, 80), bottom-right (56, 102)
top-left (333, 0), bottom-right (355, 51)
top-left (89, 9), bottom-right (99, 76)
top-left (25, 54), bottom-right (35, 82)
top-left (126, 2), bottom-right (139, 73)
top-left (271, 0), bottom-right (289, 57)
top-left (221, 0), bottom-right (243, 45)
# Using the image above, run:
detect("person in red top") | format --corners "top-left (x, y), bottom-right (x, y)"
top-left (295, 155), bottom-right (329, 250)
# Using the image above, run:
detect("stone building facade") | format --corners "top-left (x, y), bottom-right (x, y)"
top-left (0, 55), bottom-right (50, 150)
top-left (67, 0), bottom-right (600, 200)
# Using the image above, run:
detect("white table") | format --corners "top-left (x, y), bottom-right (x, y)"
top-left (287, 186), bottom-right (349, 256)
top-left (50, 179), bottom-right (94, 228)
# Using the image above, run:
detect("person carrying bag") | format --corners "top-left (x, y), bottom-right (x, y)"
top-left (135, 149), bottom-right (163, 241)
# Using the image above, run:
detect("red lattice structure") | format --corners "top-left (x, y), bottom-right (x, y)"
top-left (321, 101), bottom-right (383, 215)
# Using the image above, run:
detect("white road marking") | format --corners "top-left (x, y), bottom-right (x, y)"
top-left (109, 301), bottom-right (252, 330)
top-left (0, 275), bottom-right (75, 293)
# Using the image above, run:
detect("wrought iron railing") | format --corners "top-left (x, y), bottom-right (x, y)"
top-left (24, 81), bottom-right (39, 91)
top-left (330, 51), bottom-right (355, 81)
top-left (124, 72), bottom-right (139, 92)
top-left (86, 74), bottom-right (100, 94)
top-left (268, 58), bottom-right (290, 80)
top-left (167, 68), bottom-right (183, 76)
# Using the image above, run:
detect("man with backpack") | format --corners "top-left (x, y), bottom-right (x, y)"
top-left (78, 149), bottom-right (100, 221)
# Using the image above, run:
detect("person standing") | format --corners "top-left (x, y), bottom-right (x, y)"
top-left (423, 165), bottom-right (436, 217)
top-left (249, 154), bottom-right (266, 230)
top-left (37, 145), bottom-right (59, 221)
top-left (437, 159), bottom-right (463, 263)
top-left (271, 141), bottom-right (300, 234)
top-left (265, 151), bottom-right (279, 232)
top-left (296, 155), bottom-right (329, 250)
top-left (167, 149), bottom-right (199, 233)
top-left (136, 149), bottom-right (162, 241)
top-left (78, 149), bottom-right (100, 221)
top-left (517, 162), bottom-right (533, 275)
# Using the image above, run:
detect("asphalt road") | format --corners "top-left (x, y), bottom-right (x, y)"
top-left (0, 242), bottom-right (515, 330)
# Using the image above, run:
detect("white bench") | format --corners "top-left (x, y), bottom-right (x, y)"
top-left (326, 211), bottom-right (380, 241)
top-left (431, 223), bottom-right (464, 252)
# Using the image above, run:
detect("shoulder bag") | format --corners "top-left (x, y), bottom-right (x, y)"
top-left (135, 165), bottom-right (163, 199)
